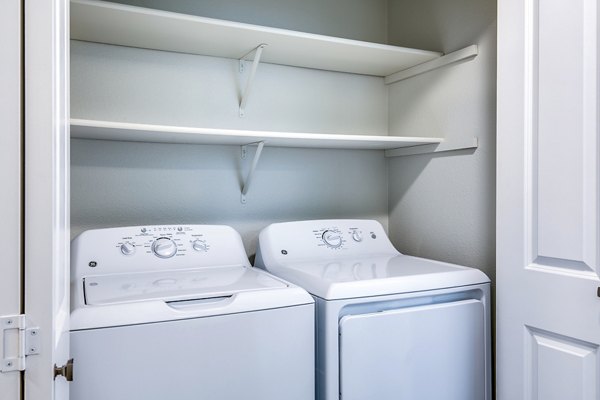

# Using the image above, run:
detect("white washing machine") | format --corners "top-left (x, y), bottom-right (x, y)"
top-left (70, 224), bottom-right (315, 400)
top-left (255, 219), bottom-right (491, 400)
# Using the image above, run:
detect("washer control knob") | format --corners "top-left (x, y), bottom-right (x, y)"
top-left (152, 237), bottom-right (177, 259)
top-left (322, 230), bottom-right (343, 248)
top-left (192, 240), bottom-right (208, 252)
top-left (351, 231), bottom-right (363, 242)
top-left (120, 242), bottom-right (136, 256)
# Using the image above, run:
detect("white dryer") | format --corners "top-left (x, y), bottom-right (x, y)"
top-left (70, 224), bottom-right (314, 400)
top-left (255, 219), bottom-right (491, 400)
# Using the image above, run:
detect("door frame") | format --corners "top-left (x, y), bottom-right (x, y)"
top-left (24, 0), bottom-right (70, 399)
top-left (0, 0), bottom-right (23, 397)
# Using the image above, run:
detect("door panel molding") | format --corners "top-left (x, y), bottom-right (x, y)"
top-left (524, 0), bottom-right (599, 276)
top-left (498, 0), bottom-right (600, 397)
top-left (525, 326), bottom-right (598, 400)
top-left (528, 257), bottom-right (596, 278)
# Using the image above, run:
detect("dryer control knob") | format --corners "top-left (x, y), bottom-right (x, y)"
top-left (351, 231), bottom-right (363, 242)
top-left (120, 242), bottom-right (136, 256)
top-left (192, 240), bottom-right (208, 252)
top-left (322, 230), bottom-right (343, 248)
top-left (152, 237), bottom-right (177, 259)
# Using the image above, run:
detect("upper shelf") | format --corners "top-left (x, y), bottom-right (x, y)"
top-left (70, 119), bottom-right (443, 150)
top-left (70, 0), bottom-right (442, 77)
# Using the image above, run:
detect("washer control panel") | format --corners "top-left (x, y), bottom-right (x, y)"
top-left (72, 225), bottom-right (249, 283)
top-left (114, 225), bottom-right (212, 260)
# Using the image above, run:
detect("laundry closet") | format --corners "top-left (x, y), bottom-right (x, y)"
top-left (69, 0), bottom-right (497, 285)
top-left (7, 0), bottom-right (600, 398)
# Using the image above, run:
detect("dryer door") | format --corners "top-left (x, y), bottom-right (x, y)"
top-left (339, 299), bottom-right (485, 400)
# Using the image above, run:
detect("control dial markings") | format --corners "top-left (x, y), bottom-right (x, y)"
top-left (322, 229), bottom-right (343, 248)
top-left (151, 237), bottom-right (178, 259)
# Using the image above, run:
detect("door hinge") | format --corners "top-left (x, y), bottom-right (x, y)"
top-left (1, 315), bottom-right (40, 372)
top-left (54, 358), bottom-right (74, 381)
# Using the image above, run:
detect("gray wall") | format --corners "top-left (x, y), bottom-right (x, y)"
top-left (71, 0), bottom-right (497, 272)
top-left (70, 0), bottom-right (391, 255)
top-left (71, 140), bottom-right (388, 256)
top-left (71, 41), bottom-right (388, 135)
top-left (386, 0), bottom-right (497, 284)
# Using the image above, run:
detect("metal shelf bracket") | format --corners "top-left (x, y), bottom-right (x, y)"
top-left (239, 44), bottom-right (268, 117)
top-left (240, 141), bottom-right (265, 203)
top-left (384, 45), bottom-right (478, 85)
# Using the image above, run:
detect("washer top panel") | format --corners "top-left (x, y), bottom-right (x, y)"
top-left (70, 225), bottom-right (315, 329)
top-left (84, 265), bottom-right (288, 306)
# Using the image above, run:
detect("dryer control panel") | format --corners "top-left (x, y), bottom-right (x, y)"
top-left (313, 224), bottom-right (380, 251)
top-left (257, 220), bottom-right (398, 265)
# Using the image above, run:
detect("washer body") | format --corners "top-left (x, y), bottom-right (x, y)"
top-left (255, 219), bottom-right (491, 400)
top-left (70, 225), bottom-right (315, 400)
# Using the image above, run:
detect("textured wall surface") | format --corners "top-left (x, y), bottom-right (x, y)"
top-left (71, 0), bottom-right (497, 271)
top-left (386, 0), bottom-right (497, 287)
top-left (71, 139), bottom-right (389, 256)
top-left (71, 41), bottom-right (388, 135)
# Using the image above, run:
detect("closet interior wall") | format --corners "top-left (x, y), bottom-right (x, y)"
top-left (386, 0), bottom-right (497, 289)
top-left (70, 0), bottom-right (391, 255)
top-left (70, 0), bottom-right (497, 274)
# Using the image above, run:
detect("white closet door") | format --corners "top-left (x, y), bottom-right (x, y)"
top-left (497, 0), bottom-right (600, 399)
top-left (0, 0), bottom-right (22, 398)
top-left (24, 0), bottom-right (70, 399)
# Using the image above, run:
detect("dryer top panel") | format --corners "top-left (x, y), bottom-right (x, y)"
top-left (255, 220), bottom-right (490, 300)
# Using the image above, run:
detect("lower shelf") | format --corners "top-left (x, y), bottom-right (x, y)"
top-left (70, 119), bottom-right (443, 151)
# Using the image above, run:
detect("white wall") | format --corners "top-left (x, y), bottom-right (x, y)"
top-left (70, 0), bottom-right (391, 255)
top-left (386, 0), bottom-right (497, 284)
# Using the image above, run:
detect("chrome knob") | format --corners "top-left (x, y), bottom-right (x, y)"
top-left (120, 242), bottom-right (136, 256)
top-left (152, 237), bottom-right (177, 259)
top-left (322, 230), bottom-right (343, 248)
top-left (192, 240), bottom-right (208, 252)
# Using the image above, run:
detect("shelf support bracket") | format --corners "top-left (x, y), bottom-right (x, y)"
top-left (384, 45), bottom-right (478, 85)
top-left (384, 137), bottom-right (479, 157)
top-left (240, 141), bottom-right (265, 203)
top-left (239, 44), bottom-right (268, 117)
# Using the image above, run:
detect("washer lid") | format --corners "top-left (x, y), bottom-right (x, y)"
top-left (264, 254), bottom-right (490, 300)
top-left (83, 265), bottom-right (288, 305)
